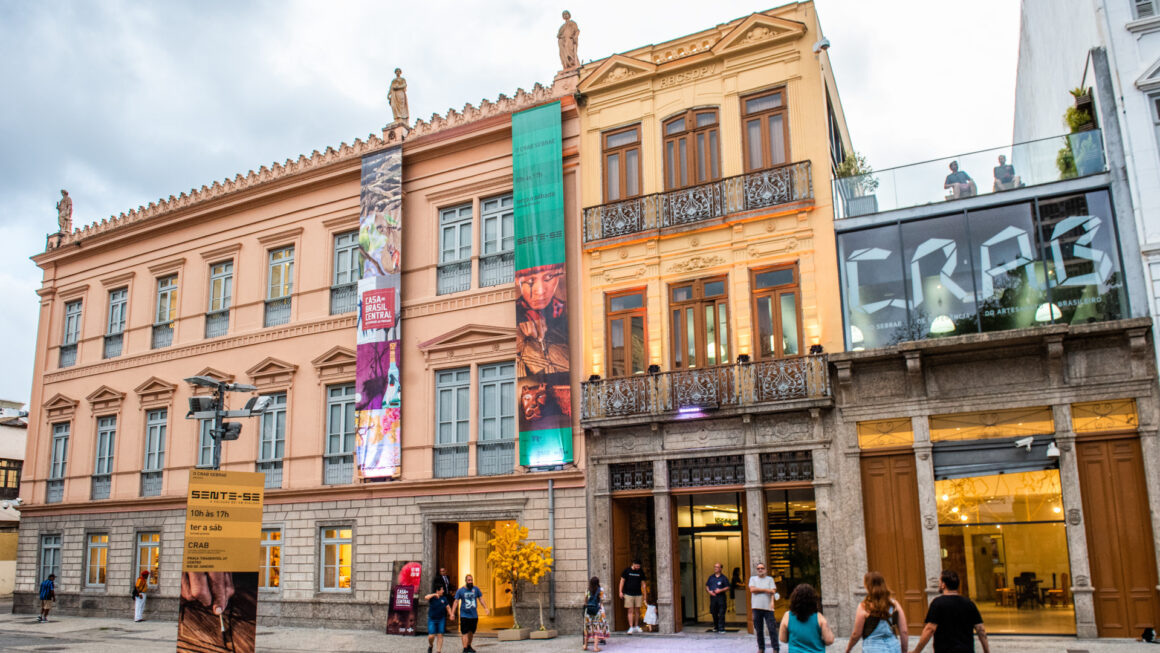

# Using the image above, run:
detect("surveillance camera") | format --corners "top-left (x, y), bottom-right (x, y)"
top-left (1014, 436), bottom-right (1034, 451)
top-left (1046, 441), bottom-right (1061, 458)
top-left (812, 37), bottom-right (831, 53)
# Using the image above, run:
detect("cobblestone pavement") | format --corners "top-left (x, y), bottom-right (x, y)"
top-left (0, 603), bottom-right (1154, 653)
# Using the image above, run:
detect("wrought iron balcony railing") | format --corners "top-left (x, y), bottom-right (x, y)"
top-left (151, 323), bottom-right (173, 349)
top-left (477, 439), bottom-right (515, 476)
top-left (479, 252), bottom-right (514, 288)
top-left (434, 443), bottom-right (469, 478)
top-left (580, 355), bottom-right (830, 424)
top-left (139, 471), bottom-right (163, 497)
top-left (323, 454), bottom-right (354, 485)
top-left (257, 460), bottom-right (283, 489)
top-left (583, 160), bottom-right (813, 243)
top-left (46, 479), bottom-right (64, 504)
top-left (103, 333), bottom-right (123, 358)
top-left (205, 310), bottom-right (230, 338)
top-left (91, 474), bottom-right (111, 500)
top-left (59, 344), bottom-right (77, 368)
top-left (264, 298), bottom-right (291, 327)
top-left (330, 284), bottom-right (358, 315)
top-left (437, 260), bottom-right (472, 295)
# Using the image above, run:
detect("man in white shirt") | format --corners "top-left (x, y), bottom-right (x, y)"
top-left (748, 563), bottom-right (779, 653)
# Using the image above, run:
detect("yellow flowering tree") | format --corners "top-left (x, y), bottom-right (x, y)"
top-left (487, 522), bottom-right (553, 630)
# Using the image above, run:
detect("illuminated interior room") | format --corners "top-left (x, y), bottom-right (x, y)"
top-left (434, 520), bottom-right (515, 632)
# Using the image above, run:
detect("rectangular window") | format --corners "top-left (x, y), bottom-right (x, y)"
top-left (260, 528), bottom-right (281, 589)
top-left (152, 275), bottom-right (177, 349)
top-left (104, 288), bottom-right (126, 358)
top-left (752, 265), bottom-right (802, 359)
top-left (0, 458), bottom-right (21, 500)
top-left (324, 384), bottom-right (356, 485)
top-left (670, 276), bottom-right (730, 368)
top-left (331, 231), bottom-right (360, 314)
top-left (206, 261), bottom-right (232, 338)
top-left (40, 534), bottom-right (61, 582)
top-left (267, 247), bottom-right (294, 300)
top-left (1135, 0), bottom-right (1156, 19)
top-left (742, 89), bottom-right (790, 172)
top-left (258, 393), bottom-right (287, 489)
top-left (320, 527), bottom-right (353, 592)
top-left (480, 194), bottom-right (515, 288)
top-left (478, 362), bottom-right (516, 476)
top-left (438, 204), bottom-right (473, 295)
top-left (49, 423), bottom-right (69, 480)
top-left (603, 125), bottom-right (641, 202)
top-left (434, 367), bottom-right (470, 478)
top-left (197, 419), bottom-right (215, 469)
top-left (94, 416), bottom-right (116, 475)
top-left (143, 409), bottom-right (167, 471)
top-left (664, 109), bottom-right (720, 190)
top-left (137, 532), bottom-right (160, 587)
top-left (60, 300), bottom-right (82, 367)
top-left (85, 533), bottom-right (108, 587)
top-left (606, 289), bottom-right (647, 377)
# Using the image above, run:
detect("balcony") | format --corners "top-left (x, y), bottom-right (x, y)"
top-left (833, 130), bottom-right (1107, 220)
top-left (264, 298), bottom-right (291, 327)
top-left (583, 161), bottom-right (813, 243)
top-left (477, 439), bottom-right (515, 476)
top-left (103, 333), bottom-right (122, 358)
top-left (580, 356), bottom-right (831, 427)
top-left (437, 261), bottom-right (471, 295)
top-left (329, 283), bottom-right (358, 315)
top-left (59, 344), bottom-right (77, 368)
top-left (91, 474), bottom-right (111, 500)
top-left (151, 323), bottom-right (173, 349)
top-left (480, 252), bottom-right (514, 288)
top-left (139, 471), bottom-right (162, 497)
top-left (434, 443), bottom-right (468, 478)
top-left (257, 461), bottom-right (283, 489)
top-left (323, 454), bottom-right (354, 485)
top-left (45, 479), bottom-right (64, 504)
top-left (205, 310), bottom-right (230, 338)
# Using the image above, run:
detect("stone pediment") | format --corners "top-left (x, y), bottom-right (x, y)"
top-left (1137, 56), bottom-right (1160, 92)
top-left (43, 393), bottom-right (78, 421)
top-left (85, 386), bottom-right (125, 414)
top-left (579, 55), bottom-right (657, 92)
top-left (134, 377), bottom-right (177, 405)
top-left (247, 356), bottom-right (298, 390)
top-left (312, 346), bottom-right (357, 383)
top-left (711, 13), bottom-right (806, 56)
top-left (418, 324), bottom-right (518, 365)
top-left (187, 367), bottom-right (236, 395)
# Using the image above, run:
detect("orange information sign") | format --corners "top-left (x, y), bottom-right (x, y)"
top-left (182, 470), bottom-right (264, 572)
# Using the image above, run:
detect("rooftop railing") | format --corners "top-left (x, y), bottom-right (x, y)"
top-left (833, 130), bottom-right (1107, 220)
top-left (583, 160), bottom-right (813, 243)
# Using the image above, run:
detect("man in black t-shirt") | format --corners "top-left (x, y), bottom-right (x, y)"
top-left (912, 570), bottom-right (990, 653)
top-left (619, 559), bottom-right (648, 634)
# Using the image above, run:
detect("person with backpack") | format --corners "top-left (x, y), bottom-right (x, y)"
top-left (133, 570), bottom-right (150, 622)
top-left (583, 576), bottom-right (610, 651)
top-left (37, 573), bottom-right (55, 622)
top-left (845, 571), bottom-right (908, 653)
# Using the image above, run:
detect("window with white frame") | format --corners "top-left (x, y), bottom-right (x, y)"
top-left (260, 528), bottom-right (281, 589)
top-left (209, 262), bottom-right (233, 312)
top-left (324, 384), bottom-right (356, 484)
top-left (1135, 0), bottom-right (1156, 19)
top-left (153, 275), bottom-right (177, 348)
top-left (60, 300), bottom-right (82, 367)
top-left (480, 194), bottom-right (515, 287)
top-left (259, 393), bottom-right (287, 463)
top-left (49, 423), bottom-right (69, 480)
top-left (434, 368), bottom-right (470, 477)
top-left (319, 527), bottom-right (353, 591)
top-left (197, 419), bottom-right (215, 469)
top-left (437, 204), bottom-right (473, 294)
top-left (143, 409), bottom-right (167, 472)
top-left (94, 416), bottom-right (115, 476)
top-left (267, 247), bottom-right (294, 300)
top-left (477, 361), bottom-right (516, 475)
top-left (40, 534), bottom-right (61, 581)
top-left (137, 532), bottom-right (160, 587)
top-left (331, 232), bottom-right (361, 314)
top-left (104, 288), bottom-right (127, 358)
top-left (86, 533), bottom-right (108, 587)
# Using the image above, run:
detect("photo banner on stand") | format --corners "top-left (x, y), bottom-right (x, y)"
top-left (356, 146), bottom-right (403, 480)
top-left (178, 470), bottom-right (264, 653)
top-left (512, 101), bottom-right (573, 468)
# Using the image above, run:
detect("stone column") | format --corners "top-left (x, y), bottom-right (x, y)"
top-left (1134, 392), bottom-right (1160, 616)
top-left (812, 445), bottom-right (841, 626)
top-left (912, 416), bottom-right (941, 603)
top-left (589, 462), bottom-right (612, 588)
top-left (1052, 404), bottom-right (1097, 638)
top-left (836, 418), bottom-right (868, 635)
top-left (652, 458), bottom-right (676, 633)
top-left (744, 451), bottom-right (766, 571)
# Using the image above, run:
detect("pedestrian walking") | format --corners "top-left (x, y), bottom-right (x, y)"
top-left (845, 571), bottom-right (908, 653)
top-left (424, 583), bottom-right (453, 653)
top-left (583, 576), bottom-right (611, 651)
top-left (778, 583), bottom-right (834, 653)
top-left (618, 559), bottom-right (648, 634)
top-left (37, 573), bottom-right (55, 622)
top-left (452, 573), bottom-right (489, 653)
top-left (133, 570), bottom-right (150, 622)
top-left (705, 562), bottom-right (730, 633)
top-left (748, 562), bottom-right (779, 653)
top-left (911, 570), bottom-right (990, 653)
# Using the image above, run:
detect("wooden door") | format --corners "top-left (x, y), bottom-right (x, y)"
top-left (1076, 436), bottom-right (1160, 637)
top-left (861, 451), bottom-right (927, 634)
top-left (436, 522), bottom-right (459, 590)
top-left (611, 498), bottom-right (630, 632)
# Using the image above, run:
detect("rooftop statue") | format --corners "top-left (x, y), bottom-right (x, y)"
top-left (389, 68), bottom-right (409, 125)
top-left (557, 10), bottom-right (579, 70)
top-left (56, 189), bottom-right (72, 234)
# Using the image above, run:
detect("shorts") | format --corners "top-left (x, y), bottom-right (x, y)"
top-left (40, 599), bottom-right (54, 610)
top-left (460, 617), bottom-right (478, 634)
top-left (623, 594), bottom-right (643, 608)
top-left (428, 618), bottom-right (446, 634)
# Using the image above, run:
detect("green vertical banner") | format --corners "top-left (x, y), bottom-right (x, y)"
top-left (513, 101), bottom-right (573, 468)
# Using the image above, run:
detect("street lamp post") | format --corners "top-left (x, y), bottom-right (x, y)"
top-left (184, 376), bottom-right (271, 471)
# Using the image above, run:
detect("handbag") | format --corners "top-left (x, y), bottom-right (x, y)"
top-left (643, 604), bottom-right (658, 626)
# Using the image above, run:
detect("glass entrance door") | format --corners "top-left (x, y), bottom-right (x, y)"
top-left (676, 492), bottom-right (747, 630)
top-left (765, 488), bottom-right (820, 614)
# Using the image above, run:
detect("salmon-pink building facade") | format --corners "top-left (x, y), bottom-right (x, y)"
top-left (16, 73), bottom-right (588, 631)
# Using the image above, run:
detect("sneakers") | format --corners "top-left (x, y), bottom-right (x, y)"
top-left (628, 626), bottom-right (642, 634)
top-left (36, 616), bottom-right (44, 623)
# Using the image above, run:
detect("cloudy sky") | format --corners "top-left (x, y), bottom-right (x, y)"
top-left (0, 0), bottom-right (1019, 404)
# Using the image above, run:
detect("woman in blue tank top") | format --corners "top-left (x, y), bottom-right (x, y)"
top-left (779, 583), bottom-right (834, 652)
top-left (845, 572), bottom-right (909, 653)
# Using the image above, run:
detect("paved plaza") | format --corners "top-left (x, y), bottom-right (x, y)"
top-left (0, 601), bottom-right (1156, 653)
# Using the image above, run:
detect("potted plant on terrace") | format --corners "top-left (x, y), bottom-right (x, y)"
top-left (1057, 86), bottom-right (1105, 178)
top-left (487, 522), bottom-right (556, 641)
top-left (836, 151), bottom-right (880, 217)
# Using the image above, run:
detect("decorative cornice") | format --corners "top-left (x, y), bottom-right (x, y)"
top-left (99, 271), bottom-right (135, 288)
top-left (42, 314), bottom-right (356, 385)
top-left (187, 367), bottom-right (236, 395)
top-left (667, 254), bottom-right (726, 274)
top-left (43, 393), bottom-right (78, 421)
top-left (147, 257), bottom-right (185, 277)
top-left (408, 82), bottom-right (559, 139)
top-left (321, 214), bottom-right (360, 231)
top-left (311, 346), bottom-right (356, 383)
top-left (247, 356), bottom-right (298, 390)
top-left (199, 243), bottom-right (243, 262)
top-left (57, 284), bottom-right (90, 301)
top-left (256, 226), bottom-right (305, 247)
top-left (402, 287), bottom-right (516, 318)
top-left (134, 377), bottom-right (177, 406)
top-left (86, 385), bottom-right (125, 414)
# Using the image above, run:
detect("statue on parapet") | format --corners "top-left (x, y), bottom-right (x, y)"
top-left (56, 189), bottom-right (72, 234)
top-left (557, 10), bottom-right (579, 70)
top-left (389, 68), bottom-right (409, 125)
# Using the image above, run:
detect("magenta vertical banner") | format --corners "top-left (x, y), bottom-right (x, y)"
top-left (356, 147), bottom-right (402, 480)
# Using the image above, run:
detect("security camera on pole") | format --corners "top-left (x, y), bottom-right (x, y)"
top-left (183, 375), bottom-right (273, 470)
